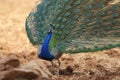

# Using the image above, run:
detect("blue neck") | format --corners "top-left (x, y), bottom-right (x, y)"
top-left (38, 32), bottom-right (54, 61)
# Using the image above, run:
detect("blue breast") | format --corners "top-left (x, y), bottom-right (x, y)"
top-left (38, 31), bottom-right (54, 61)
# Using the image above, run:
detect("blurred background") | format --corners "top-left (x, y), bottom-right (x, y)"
top-left (0, 0), bottom-right (38, 55)
top-left (0, 0), bottom-right (120, 80)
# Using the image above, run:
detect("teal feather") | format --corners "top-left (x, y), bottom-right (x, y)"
top-left (26, 0), bottom-right (120, 54)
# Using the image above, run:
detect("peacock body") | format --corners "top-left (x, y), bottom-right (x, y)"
top-left (25, 0), bottom-right (120, 74)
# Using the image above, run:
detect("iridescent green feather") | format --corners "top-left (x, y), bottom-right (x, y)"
top-left (26, 0), bottom-right (120, 53)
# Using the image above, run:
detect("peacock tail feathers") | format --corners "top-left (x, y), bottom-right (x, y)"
top-left (26, 0), bottom-right (120, 53)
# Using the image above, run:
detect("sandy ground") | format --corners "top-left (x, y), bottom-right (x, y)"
top-left (0, 0), bottom-right (120, 80)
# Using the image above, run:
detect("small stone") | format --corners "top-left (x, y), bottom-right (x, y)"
top-left (0, 60), bottom-right (54, 80)
top-left (0, 68), bottom-right (38, 80)
top-left (66, 66), bottom-right (73, 73)
top-left (0, 57), bottom-right (20, 71)
top-left (0, 46), bottom-right (3, 49)
top-left (59, 69), bottom-right (65, 75)
top-left (74, 64), bottom-right (79, 68)
top-left (89, 70), bottom-right (95, 75)
top-left (30, 51), bottom-right (36, 56)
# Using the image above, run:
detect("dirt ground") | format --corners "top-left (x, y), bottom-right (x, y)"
top-left (0, 0), bottom-right (120, 80)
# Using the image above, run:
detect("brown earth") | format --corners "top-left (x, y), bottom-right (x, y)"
top-left (0, 0), bottom-right (120, 80)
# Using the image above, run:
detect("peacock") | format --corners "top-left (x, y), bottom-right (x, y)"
top-left (25, 0), bottom-right (120, 75)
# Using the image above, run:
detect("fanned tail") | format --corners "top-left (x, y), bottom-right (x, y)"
top-left (26, 0), bottom-right (120, 53)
